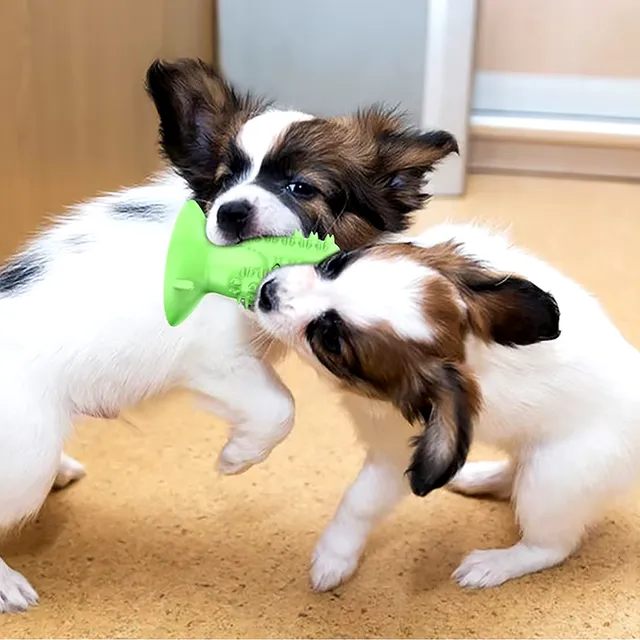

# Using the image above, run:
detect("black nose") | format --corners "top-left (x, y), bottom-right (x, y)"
top-left (217, 200), bottom-right (253, 240)
top-left (258, 278), bottom-right (279, 312)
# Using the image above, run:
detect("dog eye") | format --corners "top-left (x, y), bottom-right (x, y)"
top-left (317, 311), bottom-right (344, 355)
top-left (390, 174), bottom-right (406, 189)
top-left (307, 310), bottom-right (344, 356)
top-left (316, 251), bottom-right (357, 280)
top-left (320, 321), bottom-right (342, 355)
top-left (285, 180), bottom-right (317, 199)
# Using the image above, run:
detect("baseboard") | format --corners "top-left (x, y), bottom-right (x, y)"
top-left (469, 139), bottom-right (640, 181)
top-left (469, 113), bottom-right (640, 181)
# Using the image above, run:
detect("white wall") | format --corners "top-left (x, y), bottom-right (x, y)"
top-left (218, 0), bottom-right (428, 125)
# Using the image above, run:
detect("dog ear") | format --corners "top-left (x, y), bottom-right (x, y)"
top-left (418, 244), bottom-right (562, 347)
top-left (380, 129), bottom-right (459, 175)
top-left (347, 107), bottom-right (458, 219)
top-left (461, 273), bottom-right (561, 347)
top-left (377, 124), bottom-right (458, 214)
top-left (145, 58), bottom-right (262, 202)
top-left (397, 362), bottom-right (479, 497)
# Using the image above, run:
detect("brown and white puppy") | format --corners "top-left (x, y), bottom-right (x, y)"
top-left (255, 223), bottom-right (640, 592)
top-left (147, 58), bottom-right (459, 249)
top-left (0, 57), bottom-right (459, 612)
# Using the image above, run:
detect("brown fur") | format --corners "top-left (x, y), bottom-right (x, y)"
top-left (145, 58), bottom-right (458, 251)
top-left (305, 241), bottom-right (560, 496)
top-left (372, 242), bottom-right (561, 347)
top-left (265, 109), bottom-right (459, 250)
top-left (146, 58), bottom-right (267, 207)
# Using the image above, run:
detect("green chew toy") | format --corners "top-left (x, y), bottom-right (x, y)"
top-left (164, 200), bottom-right (340, 326)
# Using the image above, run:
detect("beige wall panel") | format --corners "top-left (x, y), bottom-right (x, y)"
top-left (0, 0), bottom-right (215, 260)
top-left (477, 0), bottom-right (640, 78)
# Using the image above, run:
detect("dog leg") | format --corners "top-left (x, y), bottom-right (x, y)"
top-left (447, 460), bottom-right (514, 500)
top-left (0, 401), bottom-right (66, 612)
top-left (52, 452), bottom-right (86, 490)
top-left (453, 431), bottom-right (628, 588)
top-left (188, 356), bottom-right (294, 475)
top-left (311, 454), bottom-right (408, 592)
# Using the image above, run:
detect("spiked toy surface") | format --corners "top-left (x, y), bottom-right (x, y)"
top-left (163, 200), bottom-right (340, 326)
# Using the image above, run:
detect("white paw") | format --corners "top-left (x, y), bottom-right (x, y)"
top-left (0, 563), bottom-right (39, 613)
top-left (217, 439), bottom-right (270, 475)
top-left (447, 461), bottom-right (512, 499)
top-left (53, 453), bottom-right (86, 490)
top-left (310, 544), bottom-right (359, 592)
top-left (453, 548), bottom-right (516, 588)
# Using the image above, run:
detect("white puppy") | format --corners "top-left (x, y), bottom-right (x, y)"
top-left (0, 57), bottom-right (458, 611)
top-left (255, 222), bottom-right (640, 592)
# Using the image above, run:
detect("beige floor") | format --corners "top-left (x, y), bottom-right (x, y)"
top-left (3, 174), bottom-right (640, 638)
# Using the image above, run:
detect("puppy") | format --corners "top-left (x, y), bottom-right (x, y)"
top-left (0, 57), bottom-right (457, 611)
top-left (255, 222), bottom-right (640, 592)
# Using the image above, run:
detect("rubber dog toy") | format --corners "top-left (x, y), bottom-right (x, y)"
top-left (164, 200), bottom-right (340, 326)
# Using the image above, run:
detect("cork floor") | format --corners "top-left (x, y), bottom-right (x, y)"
top-left (2, 174), bottom-right (640, 638)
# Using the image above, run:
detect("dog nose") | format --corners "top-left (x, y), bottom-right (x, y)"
top-left (217, 200), bottom-right (253, 239)
top-left (258, 278), bottom-right (279, 312)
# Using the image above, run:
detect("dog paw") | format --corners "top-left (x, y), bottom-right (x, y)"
top-left (53, 453), bottom-right (86, 490)
top-left (0, 562), bottom-right (39, 613)
top-left (454, 543), bottom-right (570, 589)
top-left (310, 544), bottom-right (358, 592)
top-left (453, 548), bottom-right (516, 588)
top-left (216, 439), bottom-right (270, 475)
top-left (447, 461), bottom-right (512, 499)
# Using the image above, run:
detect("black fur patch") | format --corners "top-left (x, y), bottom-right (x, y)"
top-left (0, 251), bottom-right (45, 295)
top-left (145, 58), bottom-right (267, 208)
top-left (315, 250), bottom-right (362, 280)
top-left (252, 164), bottom-right (318, 232)
top-left (418, 130), bottom-right (460, 155)
top-left (258, 133), bottom-right (394, 235)
top-left (305, 309), bottom-right (373, 388)
top-left (111, 201), bottom-right (168, 221)
top-left (467, 277), bottom-right (561, 347)
top-left (405, 364), bottom-right (473, 497)
top-left (306, 310), bottom-right (345, 357)
top-left (221, 141), bottom-right (252, 189)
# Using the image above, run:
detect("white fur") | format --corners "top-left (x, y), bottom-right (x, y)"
top-left (238, 110), bottom-right (313, 178)
top-left (53, 453), bottom-right (86, 490)
top-left (206, 110), bottom-right (313, 245)
top-left (256, 222), bottom-right (640, 591)
top-left (0, 109), bottom-right (316, 611)
top-left (260, 256), bottom-right (437, 343)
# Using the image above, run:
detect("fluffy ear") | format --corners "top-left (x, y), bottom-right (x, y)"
top-left (378, 127), bottom-right (459, 214)
top-left (355, 106), bottom-right (458, 170)
top-left (145, 58), bottom-right (262, 202)
top-left (462, 273), bottom-right (561, 347)
top-left (398, 363), bottom-right (480, 497)
top-left (334, 108), bottom-right (459, 237)
top-left (380, 129), bottom-right (459, 174)
top-left (351, 107), bottom-right (458, 216)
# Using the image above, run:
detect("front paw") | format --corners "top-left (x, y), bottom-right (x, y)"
top-left (0, 564), bottom-right (39, 613)
top-left (217, 438), bottom-right (271, 475)
top-left (310, 542), bottom-right (359, 592)
top-left (453, 548), bottom-right (515, 589)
